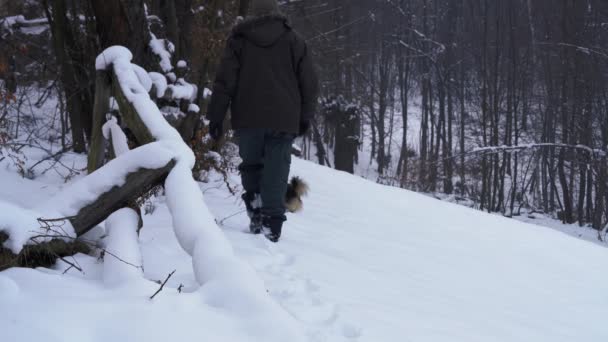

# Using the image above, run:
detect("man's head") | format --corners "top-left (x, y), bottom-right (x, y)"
top-left (250, 0), bottom-right (279, 16)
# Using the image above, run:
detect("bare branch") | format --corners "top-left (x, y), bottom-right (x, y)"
top-left (150, 270), bottom-right (176, 300)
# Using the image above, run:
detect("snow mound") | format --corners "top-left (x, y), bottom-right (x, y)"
top-left (103, 208), bottom-right (143, 287)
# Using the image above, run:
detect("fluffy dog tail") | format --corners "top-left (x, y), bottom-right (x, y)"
top-left (285, 177), bottom-right (309, 213)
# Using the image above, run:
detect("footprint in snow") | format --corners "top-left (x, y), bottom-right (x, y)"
top-left (341, 323), bottom-right (363, 339)
top-left (276, 252), bottom-right (296, 267)
top-left (241, 225), bottom-right (361, 341)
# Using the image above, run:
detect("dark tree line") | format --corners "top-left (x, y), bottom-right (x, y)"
top-left (284, 0), bottom-right (608, 230)
top-left (2, 0), bottom-right (608, 232)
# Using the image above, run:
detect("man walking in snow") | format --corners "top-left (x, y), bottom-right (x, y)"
top-left (207, 0), bottom-right (318, 242)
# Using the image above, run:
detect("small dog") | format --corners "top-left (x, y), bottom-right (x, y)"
top-left (285, 177), bottom-right (309, 213)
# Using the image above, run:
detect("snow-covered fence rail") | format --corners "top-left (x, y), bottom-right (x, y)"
top-left (67, 158), bottom-right (176, 236)
top-left (88, 47), bottom-right (304, 338)
top-left (1, 46), bottom-right (305, 339)
top-left (1, 46), bottom-right (183, 268)
top-left (50, 45), bottom-right (195, 238)
top-left (98, 115), bottom-right (145, 286)
top-left (1, 127), bottom-right (174, 270)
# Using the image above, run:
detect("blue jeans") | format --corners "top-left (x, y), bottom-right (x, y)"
top-left (236, 128), bottom-right (295, 221)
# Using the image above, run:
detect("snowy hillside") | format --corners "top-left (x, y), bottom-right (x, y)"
top-left (1, 153), bottom-right (607, 341)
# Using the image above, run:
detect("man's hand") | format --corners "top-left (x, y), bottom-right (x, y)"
top-left (298, 120), bottom-right (311, 137)
top-left (209, 121), bottom-right (223, 140)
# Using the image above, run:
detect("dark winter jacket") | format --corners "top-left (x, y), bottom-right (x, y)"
top-left (207, 14), bottom-right (319, 134)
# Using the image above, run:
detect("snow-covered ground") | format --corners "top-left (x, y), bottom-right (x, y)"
top-left (1, 151), bottom-right (607, 341)
top-left (308, 96), bottom-right (607, 250)
top-left (430, 192), bottom-right (608, 249)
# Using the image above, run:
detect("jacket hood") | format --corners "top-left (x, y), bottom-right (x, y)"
top-left (233, 14), bottom-right (290, 48)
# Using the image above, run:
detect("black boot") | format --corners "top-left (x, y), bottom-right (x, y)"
top-left (242, 192), bottom-right (262, 234)
top-left (262, 216), bottom-right (284, 243)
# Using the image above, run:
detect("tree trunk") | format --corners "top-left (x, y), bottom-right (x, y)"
top-left (558, 151), bottom-right (573, 223)
top-left (87, 70), bottom-right (112, 173)
top-left (91, 0), bottom-right (152, 69)
top-left (238, 0), bottom-right (250, 17)
top-left (44, 0), bottom-right (87, 153)
top-left (397, 45), bottom-right (410, 187)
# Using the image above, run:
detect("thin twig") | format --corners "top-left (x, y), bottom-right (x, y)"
top-left (27, 237), bottom-right (84, 273)
top-left (101, 248), bottom-right (145, 271)
top-left (30, 222), bottom-right (144, 272)
top-left (27, 146), bottom-right (71, 173)
top-left (37, 216), bottom-right (77, 224)
top-left (217, 209), bottom-right (246, 226)
top-left (62, 264), bottom-right (75, 274)
top-left (150, 270), bottom-right (176, 300)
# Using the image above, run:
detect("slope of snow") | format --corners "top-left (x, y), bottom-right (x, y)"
top-left (206, 158), bottom-right (608, 342)
top-left (1, 155), bottom-right (607, 341)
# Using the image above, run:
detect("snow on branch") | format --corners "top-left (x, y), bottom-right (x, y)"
top-left (38, 141), bottom-right (178, 219)
top-left (471, 143), bottom-right (606, 157)
top-left (399, 40), bottom-right (438, 63)
top-left (1, 15), bottom-right (49, 36)
top-left (423, 143), bottom-right (607, 170)
top-left (95, 46), bottom-right (193, 155)
top-left (102, 116), bottom-right (130, 157)
top-left (149, 72), bottom-right (168, 98)
top-left (188, 103), bottom-right (200, 113)
top-left (149, 33), bottom-right (174, 73)
top-left (96, 46), bottom-right (134, 71)
top-left (537, 42), bottom-right (608, 60)
top-left (166, 78), bottom-right (198, 101)
top-left (409, 27), bottom-right (446, 54)
top-left (132, 64), bottom-right (153, 93)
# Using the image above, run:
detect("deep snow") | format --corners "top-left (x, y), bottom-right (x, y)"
top-left (1, 153), bottom-right (607, 341)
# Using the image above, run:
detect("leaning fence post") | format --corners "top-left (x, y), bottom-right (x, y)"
top-left (87, 70), bottom-right (112, 174)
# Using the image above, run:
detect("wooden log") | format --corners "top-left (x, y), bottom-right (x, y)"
top-left (70, 159), bottom-right (176, 236)
top-left (111, 71), bottom-right (155, 145)
top-left (103, 116), bottom-right (144, 233)
top-left (0, 159), bottom-right (174, 271)
top-left (0, 231), bottom-right (90, 272)
top-left (3, 54), bottom-right (182, 271)
top-left (85, 62), bottom-right (175, 238)
top-left (178, 103), bottom-right (199, 142)
top-left (88, 70), bottom-right (112, 173)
